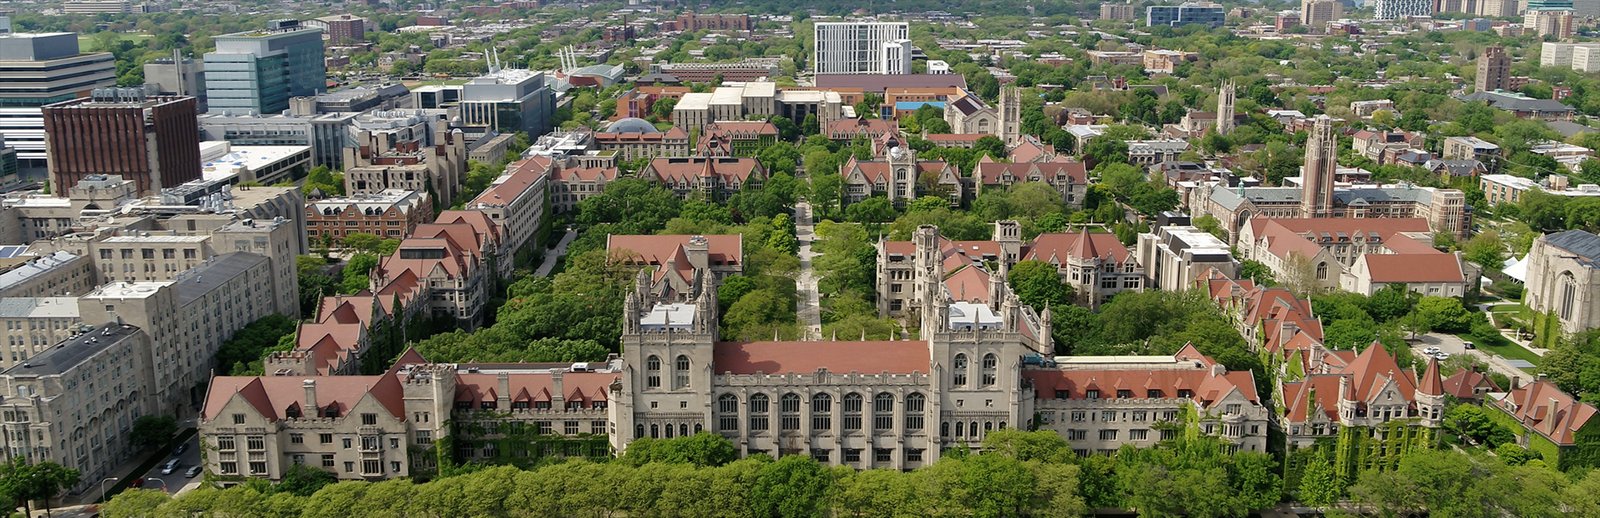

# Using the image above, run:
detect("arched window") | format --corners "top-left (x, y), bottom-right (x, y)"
top-left (905, 393), bottom-right (926, 431)
top-left (969, 421), bottom-right (979, 438)
top-left (674, 355), bottom-right (690, 389)
top-left (955, 421), bottom-right (965, 437)
top-left (981, 353), bottom-right (998, 386)
top-left (874, 393), bottom-right (895, 431)
top-left (953, 354), bottom-right (969, 387)
top-left (1316, 262), bottom-right (1328, 280)
top-left (843, 393), bottom-right (864, 431)
top-left (679, 424), bottom-right (688, 437)
top-left (635, 424), bottom-right (645, 439)
top-left (650, 424), bottom-right (659, 438)
top-left (749, 394), bottom-right (769, 432)
top-left (812, 393), bottom-right (833, 432)
top-left (1561, 272), bottom-right (1579, 321)
top-left (645, 355), bottom-right (661, 388)
top-left (718, 394), bottom-right (738, 432)
top-left (780, 393), bottom-right (801, 431)
top-left (941, 421), bottom-right (950, 437)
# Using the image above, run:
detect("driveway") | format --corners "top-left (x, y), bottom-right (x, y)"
top-left (1411, 333), bottom-right (1532, 381)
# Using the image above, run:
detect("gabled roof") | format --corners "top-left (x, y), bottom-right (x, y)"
top-left (974, 158), bottom-right (1087, 186)
top-left (1023, 231), bottom-right (1131, 264)
top-left (1493, 379), bottom-right (1599, 445)
top-left (646, 157), bottom-right (765, 185)
top-left (470, 157), bottom-right (551, 208)
top-left (1442, 369), bottom-right (1499, 399)
top-left (1362, 254), bottom-right (1465, 284)
top-left (203, 375), bottom-right (406, 422)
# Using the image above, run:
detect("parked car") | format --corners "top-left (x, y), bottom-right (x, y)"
top-left (159, 459), bottom-right (180, 475)
top-left (174, 443), bottom-right (187, 455)
top-left (184, 466), bottom-right (202, 478)
top-left (1435, 352), bottom-right (1452, 361)
top-left (1463, 341), bottom-right (1476, 349)
top-left (1423, 346), bottom-right (1441, 355)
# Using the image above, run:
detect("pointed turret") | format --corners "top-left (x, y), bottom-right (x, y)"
top-left (1069, 227), bottom-right (1101, 260)
top-left (1418, 357), bottom-right (1444, 397)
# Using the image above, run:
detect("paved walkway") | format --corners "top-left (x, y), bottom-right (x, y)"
top-left (533, 228), bottom-right (578, 278)
top-left (795, 202), bottom-right (823, 340)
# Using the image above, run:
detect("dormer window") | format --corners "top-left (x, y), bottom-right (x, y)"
top-left (1116, 390), bottom-right (1133, 399)
top-left (1177, 389), bottom-right (1194, 399)
top-left (1085, 389), bottom-right (1100, 399)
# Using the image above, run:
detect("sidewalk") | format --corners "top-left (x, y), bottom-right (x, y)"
top-left (532, 228), bottom-right (577, 278)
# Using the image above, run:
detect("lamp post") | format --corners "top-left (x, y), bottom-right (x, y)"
top-left (146, 478), bottom-right (169, 492)
top-left (99, 477), bottom-right (118, 503)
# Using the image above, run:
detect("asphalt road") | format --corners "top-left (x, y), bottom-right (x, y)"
top-left (1410, 332), bottom-right (1532, 381)
top-left (130, 433), bottom-right (202, 496)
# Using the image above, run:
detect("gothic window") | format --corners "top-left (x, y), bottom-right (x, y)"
top-left (811, 393), bottom-right (832, 432)
top-left (1316, 262), bottom-right (1328, 280)
top-left (953, 354), bottom-right (969, 387)
top-left (718, 394), bottom-right (738, 432)
top-left (645, 355), bottom-right (661, 388)
top-left (843, 393), bottom-right (864, 431)
top-left (674, 355), bottom-right (690, 389)
top-left (904, 393), bottom-right (925, 431)
top-left (780, 393), bottom-right (801, 431)
top-left (981, 354), bottom-right (998, 386)
top-left (749, 394), bottom-right (769, 432)
top-left (874, 393), bottom-right (895, 431)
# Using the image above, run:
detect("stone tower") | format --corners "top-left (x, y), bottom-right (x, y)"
top-left (1216, 81), bottom-right (1236, 135)
top-left (1301, 115), bottom-right (1337, 218)
top-left (998, 84), bottom-right (1022, 146)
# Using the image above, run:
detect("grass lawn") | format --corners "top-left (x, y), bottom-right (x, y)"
top-left (78, 33), bottom-right (152, 51)
top-left (1456, 331), bottom-right (1544, 366)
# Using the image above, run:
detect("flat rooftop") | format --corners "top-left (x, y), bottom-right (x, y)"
top-left (2, 323), bottom-right (140, 377)
top-left (0, 297), bottom-right (80, 319)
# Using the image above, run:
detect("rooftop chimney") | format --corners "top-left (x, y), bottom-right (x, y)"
top-left (302, 379), bottom-right (317, 416)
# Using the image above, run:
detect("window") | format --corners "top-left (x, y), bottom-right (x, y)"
top-left (907, 449), bottom-right (924, 462)
top-left (319, 433), bottom-right (333, 444)
top-left (844, 449), bottom-right (862, 462)
top-left (981, 354), bottom-right (998, 386)
top-left (749, 394), bottom-right (770, 431)
top-left (874, 448), bottom-right (893, 462)
top-left (217, 436), bottom-right (235, 451)
top-left (322, 454), bottom-right (334, 467)
top-left (812, 449), bottom-right (831, 463)
top-left (1099, 429), bottom-right (1118, 441)
top-left (1100, 411), bottom-right (1116, 422)
top-left (290, 433), bottom-right (303, 444)
top-left (718, 394), bottom-right (738, 432)
top-left (874, 393), bottom-right (894, 431)
top-left (842, 393), bottom-right (863, 431)
top-left (362, 413), bottom-right (377, 426)
top-left (343, 438), bottom-right (352, 449)
top-left (646, 355), bottom-right (661, 388)
top-left (780, 393), bottom-right (801, 431)
top-left (674, 355), bottom-right (690, 389)
top-left (904, 393), bottom-right (925, 431)
top-left (220, 461), bottom-right (238, 475)
top-left (246, 436), bottom-right (265, 450)
top-left (953, 354), bottom-right (968, 387)
top-left (811, 393), bottom-right (832, 432)
top-left (1067, 429), bottom-right (1086, 441)
top-left (232, 414), bottom-right (245, 425)
top-left (250, 461), bottom-right (266, 475)
top-left (1070, 411), bottom-right (1086, 422)
top-left (1316, 262), bottom-right (1328, 280)
top-left (292, 454), bottom-right (304, 465)
top-left (363, 460), bottom-right (381, 474)
top-left (1130, 429), bottom-right (1149, 441)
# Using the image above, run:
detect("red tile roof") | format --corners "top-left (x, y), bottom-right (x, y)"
top-left (1442, 369), bottom-right (1499, 399)
top-left (974, 159), bottom-right (1087, 186)
top-left (552, 166), bottom-right (619, 183)
top-left (1024, 231), bottom-right (1131, 264)
top-left (203, 375), bottom-right (405, 421)
top-left (606, 234), bottom-right (742, 267)
top-left (713, 340), bottom-right (930, 375)
top-left (471, 157), bottom-right (552, 208)
top-left (1362, 254), bottom-right (1465, 284)
top-left (1024, 347), bottom-right (1260, 406)
top-left (1494, 379), bottom-right (1598, 445)
top-left (646, 157), bottom-right (765, 186)
top-left (454, 371), bottom-right (619, 407)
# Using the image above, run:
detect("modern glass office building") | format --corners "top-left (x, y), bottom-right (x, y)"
top-left (203, 20), bottom-right (325, 115)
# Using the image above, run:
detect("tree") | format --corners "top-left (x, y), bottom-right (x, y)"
top-left (1083, 137), bottom-right (1129, 168)
top-left (338, 253), bottom-right (380, 295)
top-left (1279, 251), bottom-right (1320, 297)
top-left (1297, 451), bottom-right (1342, 508)
top-left (1444, 404), bottom-right (1514, 446)
top-left (0, 459), bottom-right (81, 517)
top-left (1463, 229), bottom-right (1507, 270)
top-left (1008, 260), bottom-right (1074, 310)
top-left (129, 415), bottom-right (178, 451)
top-left (279, 464), bottom-right (338, 497)
top-left (844, 196), bottom-right (895, 223)
top-left (341, 233), bottom-right (383, 254)
top-left (973, 135), bottom-right (1007, 161)
top-left (102, 489), bottom-right (171, 517)
top-left (750, 456), bottom-right (831, 518)
top-left (1410, 296), bottom-right (1473, 333)
top-left (1239, 260), bottom-right (1275, 286)
top-left (621, 433), bottom-right (739, 467)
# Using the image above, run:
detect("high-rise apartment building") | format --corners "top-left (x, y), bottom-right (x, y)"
top-left (1477, 46), bottom-right (1511, 93)
top-left (1372, 0), bottom-right (1433, 19)
top-left (1525, 9), bottom-right (1576, 40)
top-left (203, 20), bottom-right (326, 115)
top-left (1101, 2), bottom-right (1139, 20)
top-left (41, 91), bottom-right (201, 196)
top-left (308, 15), bottom-right (367, 45)
top-left (1146, 3), bottom-right (1226, 27)
top-left (813, 22), bottom-right (912, 75)
top-left (0, 32), bottom-right (116, 175)
top-left (1301, 0), bottom-right (1343, 31)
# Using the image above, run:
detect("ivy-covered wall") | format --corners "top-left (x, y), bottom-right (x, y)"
top-left (1561, 418), bottom-right (1600, 471)
top-left (450, 417), bottom-right (612, 470)
top-left (1282, 423), bottom-right (1435, 487)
